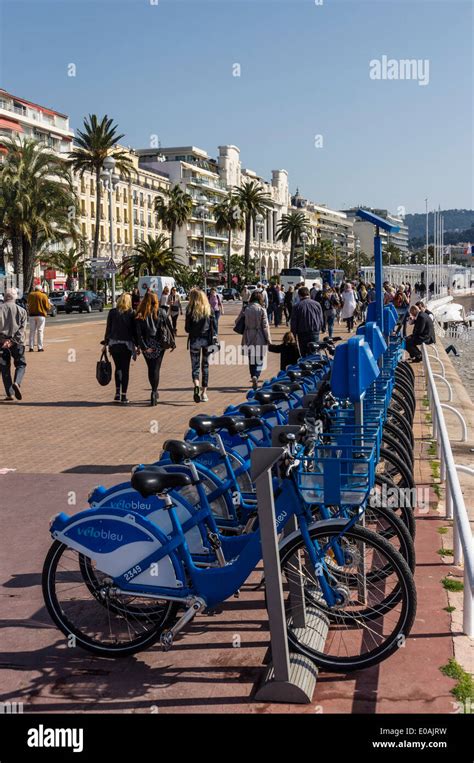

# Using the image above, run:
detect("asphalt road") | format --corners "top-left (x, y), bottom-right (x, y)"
top-left (50, 299), bottom-right (243, 326)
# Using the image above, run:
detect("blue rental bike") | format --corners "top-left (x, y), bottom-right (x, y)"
top-left (42, 437), bottom-right (417, 673)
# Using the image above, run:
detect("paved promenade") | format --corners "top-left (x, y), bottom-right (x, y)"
top-left (0, 309), bottom-right (461, 713)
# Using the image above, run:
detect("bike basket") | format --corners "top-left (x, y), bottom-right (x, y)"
top-left (297, 442), bottom-right (375, 506)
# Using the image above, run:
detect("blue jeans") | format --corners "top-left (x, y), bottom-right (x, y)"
top-left (297, 331), bottom-right (320, 357)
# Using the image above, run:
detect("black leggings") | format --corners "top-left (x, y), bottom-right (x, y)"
top-left (109, 344), bottom-right (132, 394)
top-left (144, 350), bottom-right (164, 393)
top-left (171, 312), bottom-right (179, 331)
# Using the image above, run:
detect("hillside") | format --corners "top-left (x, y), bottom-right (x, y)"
top-left (405, 209), bottom-right (474, 244)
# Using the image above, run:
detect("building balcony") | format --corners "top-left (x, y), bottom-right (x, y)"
top-left (186, 175), bottom-right (227, 192)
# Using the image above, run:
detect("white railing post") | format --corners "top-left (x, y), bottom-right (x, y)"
top-left (422, 345), bottom-right (474, 638)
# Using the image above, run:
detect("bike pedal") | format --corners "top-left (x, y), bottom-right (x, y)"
top-left (233, 589), bottom-right (240, 599)
top-left (160, 630), bottom-right (174, 652)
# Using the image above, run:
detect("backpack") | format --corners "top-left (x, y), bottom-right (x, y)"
top-left (158, 310), bottom-right (176, 350)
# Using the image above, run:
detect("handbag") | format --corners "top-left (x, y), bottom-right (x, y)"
top-left (96, 348), bottom-right (112, 386)
top-left (233, 310), bottom-right (245, 335)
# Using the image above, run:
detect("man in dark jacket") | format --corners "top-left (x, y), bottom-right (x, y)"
top-left (290, 287), bottom-right (325, 357)
top-left (405, 305), bottom-right (435, 362)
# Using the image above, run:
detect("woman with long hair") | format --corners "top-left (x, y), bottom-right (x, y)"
top-left (103, 292), bottom-right (137, 405)
top-left (185, 288), bottom-right (217, 403)
top-left (136, 291), bottom-right (174, 406)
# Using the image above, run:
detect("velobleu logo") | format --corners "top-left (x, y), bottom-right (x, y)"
top-left (369, 56), bottom-right (430, 87)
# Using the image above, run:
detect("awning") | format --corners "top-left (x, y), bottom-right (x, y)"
top-left (0, 118), bottom-right (23, 132)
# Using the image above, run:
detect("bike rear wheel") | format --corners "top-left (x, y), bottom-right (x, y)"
top-left (42, 541), bottom-right (177, 657)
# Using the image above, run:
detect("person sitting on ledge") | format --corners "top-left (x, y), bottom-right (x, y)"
top-left (405, 305), bottom-right (436, 363)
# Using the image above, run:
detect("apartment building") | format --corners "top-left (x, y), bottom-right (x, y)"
top-left (343, 208), bottom-right (409, 257)
top-left (291, 190), bottom-right (355, 259)
top-left (138, 144), bottom-right (291, 279)
top-left (74, 149), bottom-right (170, 264)
top-left (0, 88), bottom-right (74, 154)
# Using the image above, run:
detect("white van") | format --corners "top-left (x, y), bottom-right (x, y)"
top-left (137, 275), bottom-right (175, 299)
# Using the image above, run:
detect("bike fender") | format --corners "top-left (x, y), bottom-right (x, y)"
top-left (277, 518), bottom-right (352, 555)
top-left (51, 507), bottom-right (184, 588)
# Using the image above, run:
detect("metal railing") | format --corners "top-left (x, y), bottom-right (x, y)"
top-left (422, 344), bottom-right (474, 636)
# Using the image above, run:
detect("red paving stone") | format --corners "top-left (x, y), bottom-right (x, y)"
top-left (0, 313), bottom-right (458, 713)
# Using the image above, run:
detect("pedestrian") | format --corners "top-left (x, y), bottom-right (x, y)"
top-left (321, 286), bottom-right (338, 338)
top-left (273, 284), bottom-right (285, 327)
top-left (290, 286), bottom-right (325, 357)
top-left (160, 285), bottom-right (170, 311)
top-left (405, 305), bottom-right (436, 362)
top-left (136, 290), bottom-right (175, 406)
top-left (268, 330), bottom-right (300, 370)
top-left (393, 286), bottom-right (410, 319)
top-left (367, 283), bottom-right (376, 304)
top-left (168, 286), bottom-right (183, 334)
top-left (341, 283), bottom-right (357, 332)
top-left (239, 290), bottom-right (271, 390)
top-left (0, 288), bottom-right (27, 401)
top-left (185, 287), bottom-right (217, 403)
top-left (284, 285), bottom-right (294, 324)
top-left (208, 287), bottom-right (224, 327)
top-left (131, 287), bottom-right (141, 311)
top-left (241, 284), bottom-right (251, 306)
top-left (27, 284), bottom-right (51, 352)
top-left (310, 282), bottom-right (319, 301)
top-left (103, 292), bottom-right (138, 405)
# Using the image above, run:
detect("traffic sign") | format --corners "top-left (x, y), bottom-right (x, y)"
top-left (105, 258), bottom-right (118, 273)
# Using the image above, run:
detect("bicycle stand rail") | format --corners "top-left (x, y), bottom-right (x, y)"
top-left (250, 430), bottom-right (328, 704)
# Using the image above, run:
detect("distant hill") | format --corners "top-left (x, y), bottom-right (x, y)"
top-left (406, 209), bottom-right (474, 246)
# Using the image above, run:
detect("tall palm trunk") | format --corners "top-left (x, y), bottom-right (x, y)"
top-left (289, 232), bottom-right (296, 269)
top-left (22, 235), bottom-right (36, 294)
top-left (12, 231), bottom-right (22, 274)
top-left (244, 214), bottom-right (251, 272)
top-left (93, 167), bottom-right (101, 259)
top-left (227, 226), bottom-right (232, 288)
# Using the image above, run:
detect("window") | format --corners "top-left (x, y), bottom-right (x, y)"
top-left (81, 200), bottom-right (86, 214)
top-left (124, 230), bottom-right (128, 244)
top-left (100, 226), bottom-right (105, 241)
top-left (81, 222), bottom-right (86, 236)
top-left (123, 188), bottom-right (127, 202)
top-left (124, 210), bottom-right (128, 223)
top-left (91, 224), bottom-right (95, 238)
top-left (147, 195), bottom-right (151, 206)
top-left (148, 214), bottom-right (151, 227)
top-left (116, 229), bottom-right (121, 243)
top-left (91, 202), bottom-right (95, 216)
top-left (116, 208), bottom-right (121, 222)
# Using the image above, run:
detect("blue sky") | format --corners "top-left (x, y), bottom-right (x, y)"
top-left (1, 0), bottom-right (472, 214)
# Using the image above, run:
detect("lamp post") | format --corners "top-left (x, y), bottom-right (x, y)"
top-left (100, 155), bottom-right (120, 305)
top-left (333, 234), bottom-right (338, 270)
top-left (196, 194), bottom-right (209, 291)
top-left (355, 237), bottom-right (361, 277)
top-left (300, 231), bottom-right (308, 270)
top-left (256, 213), bottom-right (264, 281)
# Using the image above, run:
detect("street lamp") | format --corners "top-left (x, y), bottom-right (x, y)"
top-left (100, 155), bottom-right (120, 304)
top-left (196, 193), bottom-right (209, 291)
top-left (333, 234), bottom-right (338, 270)
top-left (355, 237), bottom-right (361, 276)
top-left (256, 213), bottom-right (264, 281)
top-left (300, 231), bottom-right (308, 270)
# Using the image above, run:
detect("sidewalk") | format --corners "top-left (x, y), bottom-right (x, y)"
top-left (0, 312), bottom-right (460, 713)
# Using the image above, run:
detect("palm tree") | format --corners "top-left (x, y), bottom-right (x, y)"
top-left (0, 136), bottom-right (77, 292)
top-left (121, 234), bottom-right (178, 278)
top-left (233, 180), bottom-right (272, 272)
top-left (276, 211), bottom-right (310, 268)
top-left (154, 184), bottom-right (193, 250)
top-left (305, 240), bottom-right (335, 270)
top-left (212, 193), bottom-right (244, 288)
top-left (46, 247), bottom-right (86, 290)
top-left (70, 115), bottom-right (133, 260)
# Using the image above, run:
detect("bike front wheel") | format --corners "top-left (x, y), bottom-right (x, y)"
top-left (280, 523), bottom-right (417, 673)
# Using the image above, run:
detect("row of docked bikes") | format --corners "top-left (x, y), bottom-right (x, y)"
top-left (42, 306), bottom-right (419, 674)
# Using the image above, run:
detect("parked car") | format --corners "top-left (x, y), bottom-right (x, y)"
top-left (48, 290), bottom-right (68, 313)
top-left (65, 291), bottom-right (104, 314)
top-left (222, 288), bottom-right (241, 301)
